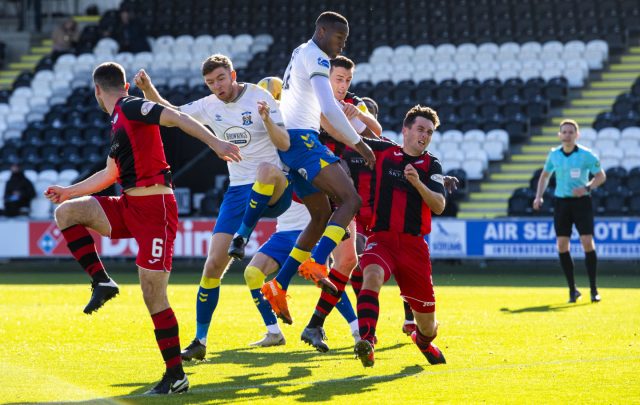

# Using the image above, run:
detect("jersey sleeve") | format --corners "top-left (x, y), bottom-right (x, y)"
top-left (543, 151), bottom-right (555, 173)
top-left (350, 117), bottom-right (367, 134)
top-left (302, 47), bottom-right (331, 80)
top-left (588, 151), bottom-right (601, 174)
top-left (353, 95), bottom-right (369, 114)
top-left (425, 156), bottom-right (446, 196)
top-left (363, 136), bottom-right (395, 152)
top-left (179, 97), bottom-right (208, 124)
top-left (120, 98), bottom-right (164, 124)
top-left (265, 92), bottom-right (284, 126)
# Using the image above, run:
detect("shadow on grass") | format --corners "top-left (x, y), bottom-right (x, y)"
top-left (8, 343), bottom-right (420, 404)
top-left (500, 301), bottom-right (591, 313)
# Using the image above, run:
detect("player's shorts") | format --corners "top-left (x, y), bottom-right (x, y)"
top-left (214, 179), bottom-right (294, 234)
top-left (355, 209), bottom-right (373, 238)
top-left (553, 196), bottom-right (594, 237)
top-left (94, 194), bottom-right (178, 271)
top-left (278, 129), bottom-right (340, 185)
top-left (258, 230), bottom-right (302, 266)
top-left (360, 231), bottom-right (435, 313)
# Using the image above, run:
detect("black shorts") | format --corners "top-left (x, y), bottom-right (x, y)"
top-left (553, 196), bottom-right (594, 237)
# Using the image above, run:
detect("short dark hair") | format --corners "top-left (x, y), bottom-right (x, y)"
top-left (202, 54), bottom-right (233, 76)
top-left (403, 105), bottom-right (440, 129)
top-left (361, 97), bottom-right (378, 118)
top-left (316, 11), bottom-right (348, 27)
top-left (92, 62), bottom-right (126, 91)
top-left (560, 119), bottom-right (579, 132)
top-left (330, 55), bottom-right (354, 70)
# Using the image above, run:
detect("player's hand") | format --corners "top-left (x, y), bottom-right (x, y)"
top-left (211, 139), bottom-right (242, 162)
top-left (44, 185), bottom-right (71, 204)
top-left (133, 69), bottom-right (152, 91)
top-left (572, 186), bottom-right (587, 197)
top-left (443, 176), bottom-right (459, 193)
top-left (340, 101), bottom-right (360, 120)
top-left (533, 197), bottom-right (543, 210)
top-left (257, 100), bottom-right (272, 122)
top-left (404, 164), bottom-right (421, 186)
top-left (353, 140), bottom-right (375, 169)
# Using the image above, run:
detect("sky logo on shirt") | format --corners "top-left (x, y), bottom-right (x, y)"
top-left (317, 57), bottom-right (330, 68)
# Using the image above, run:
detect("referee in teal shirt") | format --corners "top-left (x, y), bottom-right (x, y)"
top-left (533, 119), bottom-right (607, 303)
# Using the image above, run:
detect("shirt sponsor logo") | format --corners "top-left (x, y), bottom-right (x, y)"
top-left (241, 111), bottom-right (253, 126)
top-left (141, 101), bottom-right (155, 116)
top-left (297, 168), bottom-right (308, 179)
top-left (393, 151), bottom-right (403, 156)
top-left (223, 126), bottom-right (251, 147)
top-left (317, 57), bottom-right (330, 68)
top-left (570, 168), bottom-right (581, 178)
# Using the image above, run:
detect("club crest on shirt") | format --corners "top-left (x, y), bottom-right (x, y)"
top-left (141, 101), bottom-right (155, 116)
top-left (241, 111), bottom-right (253, 126)
top-left (215, 114), bottom-right (222, 121)
top-left (224, 126), bottom-right (251, 148)
top-left (317, 57), bottom-right (330, 68)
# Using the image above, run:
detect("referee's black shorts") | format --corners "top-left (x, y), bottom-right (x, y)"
top-left (553, 196), bottom-right (594, 237)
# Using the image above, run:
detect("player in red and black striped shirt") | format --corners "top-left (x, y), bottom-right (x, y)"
top-left (44, 62), bottom-right (241, 394)
top-left (355, 105), bottom-right (448, 368)
top-left (299, 56), bottom-right (383, 351)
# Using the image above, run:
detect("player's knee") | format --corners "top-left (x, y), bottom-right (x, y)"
top-left (53, 202), bottom-right (74, 228)
top-left (244, 265), bottom-right (265, 289)
top-left (417, 318), bottom-right (438, 337)
top-left (336, 253), bottom-right (357, 273)
top-left (363, 266), bottom-right (385, 288)
top-left (255, 162), bottom-right (277, 182)
top-left (203, 254), bottom-right (226, 277)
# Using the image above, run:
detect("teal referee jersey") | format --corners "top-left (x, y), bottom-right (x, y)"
top-left (543, 145), bottom-right (601, 198)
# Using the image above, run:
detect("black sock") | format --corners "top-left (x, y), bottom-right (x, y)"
top-left (559, 252), bottom-right (576, 291)
top-left (585, 250), bottom-right (597, 291)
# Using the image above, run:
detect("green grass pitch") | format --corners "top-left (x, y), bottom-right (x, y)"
top-left (1, 265), bottom-right (639, 404)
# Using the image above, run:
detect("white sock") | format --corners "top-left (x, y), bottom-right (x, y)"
top-left (349, 319), bottom-right (359, 334)
top-left (266, 324), bottom-right (281, 334)
top-left (403, 320), bottom-right (415, 325)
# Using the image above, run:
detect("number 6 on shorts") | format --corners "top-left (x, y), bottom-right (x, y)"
top-left (152, 238), bottom-right (164, 258)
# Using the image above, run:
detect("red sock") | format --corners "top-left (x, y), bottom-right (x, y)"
top-left (357, 289), bottom-right (379, 344)
top-left (151, 308), bottom-right (183, 370)
top-left (415, 327), bottom-right (437, 351)
top-left (61, 225), bottom-right (107, 280)
top-left (350, 266), bottom-right (363, 296)
top-left (307, 268), bottom-right (349, 327)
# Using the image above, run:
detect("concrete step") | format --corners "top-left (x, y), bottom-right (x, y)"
top-left (0, 70), bottom-right (19, 78)
top-left (560, 107), bottom-right (606, 115)
top-left (551, 116), bottom-right (591, 125)
top-left (8, 62), bottom-right (35, 70)
top-left (30, 46), bottom-right (51, 55)
top-left (522, 144), bottom-right (557, 153)
top-left (41, 39), bottom-right (53, 46)
top-left (530, 135), bottom-right (558, 143)
top-left (73, 15), bottom-right (101, 23)
top-left (459, 201), bottom-right (508, 210)
top-left (511, 154), bottom-right (547, 163)
top-left (457, 211), bottom-right (504, 219)
top-left (621, 55), bottom-right (640, 62)
top-left (490, 172), bottom-right (532, 181)
top-left (21, 55), bottom-right (42, 63)
top-left (500, 163), bottom-right (542, 171)
top-left (481, 182), bottom-right (527, 192)
top-left (469, 192), bottom-right (512, 201)
top-left (601, 72), bottom-right (639, 80)
top-left (610, 63), bottom-right (640, 72)
top-left (570, 98), bottom-right (613, 107)
top-left (581, 89), bottom-right (623, 98)
top-left (591, 81), bottom-right (633, 89)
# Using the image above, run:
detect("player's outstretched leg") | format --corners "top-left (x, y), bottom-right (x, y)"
top-left (411, 327), bottom-right (446, 365)
top-left (401, 301), bottom-right (416, 336)
top-left (229, 164), bottom-right (289, 260)
top-left (245, 264), bottom-right (286, 345)
top-left (141, 269), bottom-right (189, 395)
top-left (55, 199), bottom-right (119, 314)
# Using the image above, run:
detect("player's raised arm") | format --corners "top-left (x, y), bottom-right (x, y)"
top-left (311, 75), bottom-right (375, 168)
top-left (134, 69), bottom-right (177, 109)
top-left (159, 106), bottom-right (242, 162)
top-left (44, 157), bottom-right (119, 204)
top-left (258, 100), bottom-right (290, 151)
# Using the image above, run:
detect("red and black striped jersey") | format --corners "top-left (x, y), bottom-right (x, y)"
top-left (108, 96), bottom-right (172, 190)
top-left (366, 139), bottom-right (445, 236)
top-left (318, 91), bottom-right (368, 157)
